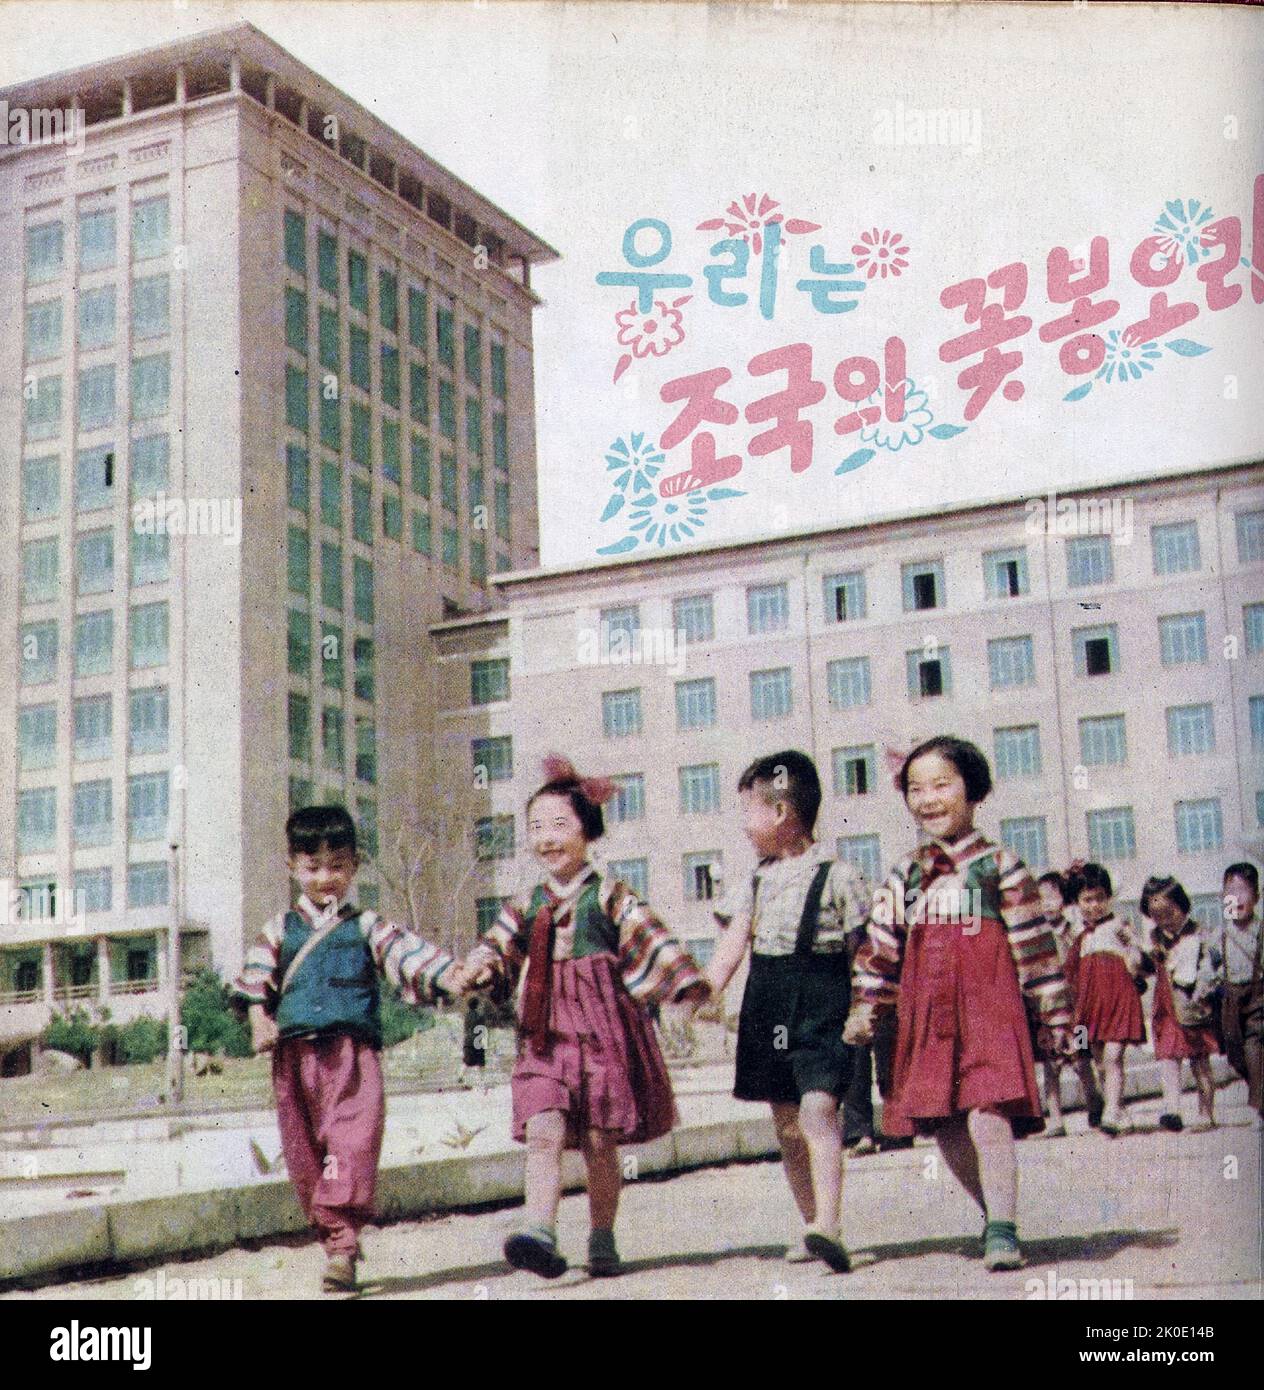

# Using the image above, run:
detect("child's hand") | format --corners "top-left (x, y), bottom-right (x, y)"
top-left (444, 962), bottom-right (472, 996)
top-left (250, 1010), bottom-right (279, 1054)
top-left (842, 1003), bottom-right (875, 1046)
top-left (677, 980), bottom-right (711, 1009)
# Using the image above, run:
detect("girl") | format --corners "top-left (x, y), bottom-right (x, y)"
top-left (1034, 870), bottom-right (1103, 1135)
top-left (1067, 863), bottom-right (1149, 1137)
top-left (1140, 875), bottom-right (1220, 1132)
top-left (463, 755), bottom-right (708, 1279)
top-left (844, 736), bottom-right (1074, 1271)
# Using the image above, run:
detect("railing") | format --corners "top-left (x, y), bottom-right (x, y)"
top-left (53, 984), bottom-right (97, 1002)
top-left (0, 989), bottom-right (44, 1005)
top-left (108, 978), bottom-right (159, 996)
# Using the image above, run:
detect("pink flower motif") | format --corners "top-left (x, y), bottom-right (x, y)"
top-left (612, 296), bottom-right (690, 383)
top-left (697, 192), bottom-right (820, 256)
top-left (852, 227), bottom-right (910, 280)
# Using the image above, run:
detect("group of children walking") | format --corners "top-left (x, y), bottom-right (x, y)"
top-left (232, 738), bottom-right (1263, 1293)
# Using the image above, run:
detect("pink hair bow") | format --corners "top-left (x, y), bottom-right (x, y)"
top-left (541, 753), bottom-right (617, 806)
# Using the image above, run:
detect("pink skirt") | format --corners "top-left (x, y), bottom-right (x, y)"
top-left (1151, 967), bottom-right (1219, 1060)
top-left (1075, 953), bottom-right (1146, 1044)
top-left (511, 952), bottom-right (677, 1149)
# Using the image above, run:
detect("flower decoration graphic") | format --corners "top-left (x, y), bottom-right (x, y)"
top-left (835, 377), bottom-right (966, 475)
top-left (612, 295), bottom-right (691, 384)
top-left (1062, 327), bottom-right (1209, 402)
top-left (696, 192), bottom-right (821, 253)
top-left (1152, 198), bottom-right (1215, 267)
top-left (852, 227), bottom-right (910, 280)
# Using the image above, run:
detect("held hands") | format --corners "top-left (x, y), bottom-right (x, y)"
top-left (249, 1006), bottom-right (279, 1055)
top-left (673, 979), bottom-right (712, 1017)
top-left (842, 1002), bottom-right (876, 1047)
top-left (445, 956), bottom-right (495, 997)
top-left (1039, 1024), bottom-right (1076, 1058)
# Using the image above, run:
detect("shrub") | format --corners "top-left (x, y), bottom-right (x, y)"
top-left (181, 969), bottom-right (252, 1058)
top-left (115, 1015), bottom-right (168, 1064)
top-left (41, 1009), bottom-right (99, 1067)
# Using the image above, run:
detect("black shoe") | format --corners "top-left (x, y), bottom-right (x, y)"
top-left (876, 1134), bottom-right (915, 1151)
top-left (1158, 1113), bottom-right (1184, 1133)
top-left (504, 1229), bottom-right (568, 1279)
top-left (1087, 1099), bottom-right (1104, 1129)
top-left (804, 1229), bottom-right (852, 1273)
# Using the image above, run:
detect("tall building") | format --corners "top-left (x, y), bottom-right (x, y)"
top-left (434, 463), bottom-right (1263, 975)
top-left (0, 24), bottom-right (556, 1065)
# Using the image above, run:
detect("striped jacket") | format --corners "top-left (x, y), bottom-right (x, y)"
top-left (232, 894), bottom-right (456, 1012)
top-left (852, 830), bottom-right (1074, 1029)
top-left (467, 863), bottom-right (705, 1009)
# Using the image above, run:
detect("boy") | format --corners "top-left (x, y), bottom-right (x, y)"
top-left (232, 805), bottom-right (468, 1292)
top-left (706, 751), bottom-right (869, 1272)
top-left (1220, 862), bottom-right (1263, 1124)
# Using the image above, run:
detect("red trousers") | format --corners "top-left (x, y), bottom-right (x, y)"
top-left (272, 1034), bottom-right (385, 1256)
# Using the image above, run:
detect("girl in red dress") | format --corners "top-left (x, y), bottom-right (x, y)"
top-left (845, 736), bottom-right (1075, 1271)
top-left (1140, 875), bottom-right (1219, 1132)
top-left (1066, 863), bottom-right (1149, 1137)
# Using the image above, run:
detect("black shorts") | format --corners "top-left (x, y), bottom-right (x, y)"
top-left (734, 951), bottom-right (854, 1104)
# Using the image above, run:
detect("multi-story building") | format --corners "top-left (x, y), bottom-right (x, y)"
top-left (0, 23), bottom-right (556, 1066)
top-left (435, 463), bottom-right (1263, 973)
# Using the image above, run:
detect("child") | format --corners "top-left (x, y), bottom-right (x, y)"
top-left (1068, 863), bottom-right (1148, 1137)
top-left (844, 736), bottom-right (1073, 1271)
top-left (707, 751), bottom-right (871, 1272)
top-left (1219, 863), bottom-right (1263, 1125)
top-left (231, 805), bottom-right (468, 1293)
top-left (1141, 875), bottom-right (1220, 1132)
top-left (462, 756), bottom-right (707, 1279)
top-left (1034, 870), bottom-right (1103, 1134)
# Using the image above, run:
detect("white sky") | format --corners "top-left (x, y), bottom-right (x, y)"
top-left (4, 1), bottom-right (1262, 566)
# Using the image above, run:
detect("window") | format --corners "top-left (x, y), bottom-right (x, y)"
top-left (78, 207), bottom-right (116, 272)
top-left (74, 779), bottom-right (112, 847)
top-left (464, 325), bottom-right (482, 385)
top-left (1159, 612), bottom-right (1207, 665)
top-left (412, 510), bottom-right (432, 556)
top-left (353, 557), bottom-right (375, 623)
top-left (320, 392), bottom-right (341, 452)
top-left (78, 285), bottom-right (116, 349)
top-left (1151, 521), bottom-right (1200, 574)
top-left (382, 491), bottom-right (403, 542)
top-left (751, 667), bottom-right (792, 720)
top-left (683, 851), bottom-right (721, 902)
top-left (673, 594), bottom-right (714, 643)
top-left (75, 528), bottom-right (113, 594)
top-left (132, 197), bottom-right (170, 261)
top-left (130, 531), bottom-right (169, 587)
top-left (474, 815), bottom-right (515, 861)
top-left (287, 608), bottom-right (311, 675)
top-left (1087, 806), bottom-right (1136, 861)
top-left (1000, 817), bottom-right (1049, 869)
top-left (1246, 604), bottom-right (1264, 655)
top-left (438, 379), bottom-right (457, 439)
top-left (1079, 714), bottom-right (1126, 766)
top-left (603, 689), bottom-right (642, 738)
top-left (353, 637), bottom-right (374, 701)
top-left (410, 362), bottom-right (429, 425)
top-left (601, 605), bottom-right (640, 656)
top-left (75, 610), bottom-right (113, 677)
top-left (129, 602), bottom-right (167, 669)
top-left (609, 858), bottom-right (648, 897)
top-left (1167, 704), bottom-right (1215, 757)
top-left (288, 692), bottom-right (311, 762)
top-left (321, 624), bottom-right (344, 690)
top-left (472, 658), bottom-right (509, 705)
top-left (74, 695), bottom-right (112, 762)
top-left (465, 397), bottom-right (483, 457)
top-left (470, 538), bottom-right (487, 581)
top-left (25, 374), bottom-right (61, 439)
top-left (128, 772), bottom-right (168, 842)
top-left (1066, 535), bottom-right (1114, 586)
top-left (22, 457), bottom-right (59, 521)
top-left (676, 678), bottom-right (717, 730)
top-left (18, 787), bottom-right (57, 854)
top-left (837, 835), bottom-right (881, 884)
top-left (133, 275), bottom-right (170, 340)
top-left (75, 867), bottom-right (112, 915)
top-left (315, 459), bottom-right (339, 529)
top-left (283, 209), bottom-right (306, 274)
top-left (411, 434), bottom-right (432, 498)
top-left (1073, 624), bottom-right (1118, 677)
top-left (348, 250), bottom-right (368, 314)
top-left (833, 745), bottom-right (875, 797)
top-left (349, 324), bottom-right (371, 392)
top-left (382, 419), bottom-right (402, 484)
top-left (902, 560), bottom-right (944, 611)
top-left (1258, 791), bottom-right (1264, 829)
top-left (129, 688), bottom-right (168, 755)
top-left (317, 305), bottom-right (340, 373)
top-left (907, 646), bottom-right (951, 699)
top-left (494, 479), bottom-right (511, 541)
top-left (351, 476), bottom-right (372, 543)
top-left (127, 862), bottom-right (168, 909)
top-left (436, 306), bottom-right (455, 368)
top-left (318, 229), bottom-right (339, 294)
top-left (824, 571), bottom-right (866, 623)
top-left (474, 896), bottom-right (506, 936)
top-left (20, 620), bottom-right (58, 684)
top-left (994, 725), bottom-right (1042, 779)
top-left (1175, 799), bottom-right (1223, 854)
top-left (78, 363), bottom-right (115, 430)
top-left (747, 582), bottom-right (789, 633)
top-left (1236, 509), bottom-right (1264, 563)
top-left (472, 736), bottom-right (513, 783)
top-left (132, 353), bottom-right (170, 421)
top-left (679, 763), bottom-right (721, 814)
top-left (440, 452), bottom-right (459, 513)
top-left (18, 705), bottom-right (57, 770)
top-left (984, 546), bottom-right (1030, 599)
top-left (25, 299), bottom-right (62, 361)
top-left (609, 774), bottom-right (645, 823)
top-left (131, 434), bottom-right (168, 495)
top-left (492, 413), bottom-right (508, 471)
top-left (408, 285), bottom-right (427, 350)
top-left (287, 444), bottom-right (309, 513)
top-left (321, 707), bottom-right (344, 770)
top-left (987, 635), bottom-right (1035, 689)
top-left (355, 718), bottom-right (377, 783)
top-left (282, 283), bottom-right (307, 355)
top-left (26, 220), bottom-right (64, 283)
top-left (288, 526), bottom-right (310, 595)
top-left (827, 655), bottom-right (871, 709)
top-left (321, 543), bottom-right (343, 609)
top-left (378, 269), bottom-right (398, 334)
top-left (22, 538), bottom-right (60, 604)
top-left (490, 340), bottom-right (507, 399)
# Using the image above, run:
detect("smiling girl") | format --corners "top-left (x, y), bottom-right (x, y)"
top-left (462, 755), bottom-right (708, 1280)
top-left (844, 736), bottom-right (1074, 1271)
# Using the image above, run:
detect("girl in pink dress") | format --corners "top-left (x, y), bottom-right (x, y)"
top-left (1140, 875), bottom-right (1220, 1132)
top-left (463, 756), bottom-right (707, 1280)
top-left (1068, 862), bottom-right (1149, 1137)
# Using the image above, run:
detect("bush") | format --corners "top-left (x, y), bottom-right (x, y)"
top-left (41, 1009), bottom-right (99, 1067)
top-left (115, 1015), bottom-right (168, 1064)
top-left (181, 969), bottom-right (252, 1058)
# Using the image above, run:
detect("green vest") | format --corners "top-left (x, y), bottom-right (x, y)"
top-left (528, 875), bottom-right (619, 957)
top-left (275, 911), bottom-right (382, 1048)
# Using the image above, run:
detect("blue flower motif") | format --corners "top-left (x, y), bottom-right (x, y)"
top-left (625, 487), bottom-right (710, 547)
top-left (1096, 330), bottom-right (1162, 384)
top-left (1153, 198), bottom-right (1214, 266)
top-left (604, 432), bottom-right (665, 495)
top-left (857, 378), bottom-right (934, 452)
